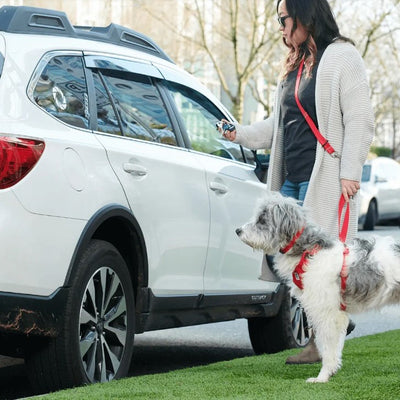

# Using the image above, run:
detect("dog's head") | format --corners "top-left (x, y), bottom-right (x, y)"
top-left (236, 191), bottom-right (307, 254)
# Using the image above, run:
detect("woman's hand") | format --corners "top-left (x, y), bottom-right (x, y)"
top-left (217, 119), bottom-right (237, 142)
top-left (341, 179), bottom-right (360, 202)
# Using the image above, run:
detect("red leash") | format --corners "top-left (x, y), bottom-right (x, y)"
top-left (338, 195), bottom-right (350, 310)
top-left (295, 59), bottom-right (339, 159)
top-left (338, 194), bottom-right (350, 243)
top-left (293, 58), bottom-right (350, 309)
top-left (340, 247), bottom-right (349, 311)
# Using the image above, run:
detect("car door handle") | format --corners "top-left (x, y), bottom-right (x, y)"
top-left (209, 181), bottom-right (228, 194)
top-left (123, 163), bottom-right (148, 176)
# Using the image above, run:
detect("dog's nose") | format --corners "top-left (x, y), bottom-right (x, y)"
top-left (235, 228), bottom-right (242, 236)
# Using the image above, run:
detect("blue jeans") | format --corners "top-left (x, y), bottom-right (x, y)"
top-left (280, 179), bottom-right (309, 204)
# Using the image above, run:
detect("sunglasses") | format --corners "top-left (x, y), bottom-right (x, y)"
top-left (277, 15), bottom-right (291, 28)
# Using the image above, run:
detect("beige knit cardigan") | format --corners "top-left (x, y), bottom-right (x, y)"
top-left (234, 42), bottom-right (374, 242)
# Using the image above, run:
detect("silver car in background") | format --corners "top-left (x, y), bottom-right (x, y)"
top-left (359, 157), bottom-right (400, 230)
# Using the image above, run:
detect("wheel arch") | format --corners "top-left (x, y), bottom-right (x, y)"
top-left (65, 204), bottom-right (148, 300)
top-left (367, 196), bottom-right (378, 216)
top-left (370, 197), bottom-right (378, 209)
top-left (363, 198), bottom-right (378, 230)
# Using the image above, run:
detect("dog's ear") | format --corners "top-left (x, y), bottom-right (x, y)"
top-left (282, 197), bottom-right (306, 223)
top-left (256, 191), bottom-right (306, 226)
top-left (271, 194), bottom-right (306, 238)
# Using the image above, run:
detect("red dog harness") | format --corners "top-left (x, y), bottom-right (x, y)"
top-left (281, 223), bottom-right (349, 311)
top-left (285, 60), bottom-right (351, 310)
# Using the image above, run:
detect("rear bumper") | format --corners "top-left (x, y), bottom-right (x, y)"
top-left (0, 287), bottom-right (68, 338)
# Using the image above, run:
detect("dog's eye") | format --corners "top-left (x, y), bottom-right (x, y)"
top-left (257, 214), bottom-right (267, 226)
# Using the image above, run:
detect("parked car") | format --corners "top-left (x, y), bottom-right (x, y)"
top-left (359, 157), bottom-right (400, 230)
top-left (0, 5), bottom-right (310, 394)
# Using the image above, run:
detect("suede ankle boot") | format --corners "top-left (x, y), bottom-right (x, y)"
top-left (285, 336), bottom-right (321, 364)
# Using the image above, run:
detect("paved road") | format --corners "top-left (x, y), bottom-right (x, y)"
top-left (1, 227), bottom-right (399, 399)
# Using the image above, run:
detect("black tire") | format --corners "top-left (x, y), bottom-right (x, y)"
top-left (364, 200), bottom-right (377, 230)
top-left (25, 240), bottom-right (135, 393)
top-left (248, 286), bottom-right (311, 354)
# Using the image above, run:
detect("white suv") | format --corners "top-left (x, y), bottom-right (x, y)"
top-left (0, 5), bottom-right (309, 393)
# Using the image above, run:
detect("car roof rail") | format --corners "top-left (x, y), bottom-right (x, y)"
top-left (0, 5), bottom-right (174, 63)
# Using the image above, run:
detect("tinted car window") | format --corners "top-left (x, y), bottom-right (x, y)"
top-left (95, 70), bottom-right (177, 146)
top-left (166, 81), bottom-right (251, 163)
top-left (362, 164), bottom-right (371, 182)
top-left (92, 72), bottom-right (121, 135)
top-left (32, 55), bottom-right (89, 128)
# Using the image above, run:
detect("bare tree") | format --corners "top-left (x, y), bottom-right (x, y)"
top-left (36, 0), bottom-right (398, 151)
top-left (139, 0), bottom-right (281, 122)
top-left (351, 0), bottom-right (400, 157)
top-left (7, 0), bottom-right (400, 146)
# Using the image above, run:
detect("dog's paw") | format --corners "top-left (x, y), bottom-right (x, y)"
top-left (306, 377), bottom-right (329, 383)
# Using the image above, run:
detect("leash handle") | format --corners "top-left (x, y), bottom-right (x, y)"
top-left (338, 194), bottom-right (350, 243)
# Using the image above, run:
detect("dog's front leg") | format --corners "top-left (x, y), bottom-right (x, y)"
top-left (306, 313), bottom-right (348, 383)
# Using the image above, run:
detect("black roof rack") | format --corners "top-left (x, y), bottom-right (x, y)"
top-left (0, 5), bottom-right (173, 63)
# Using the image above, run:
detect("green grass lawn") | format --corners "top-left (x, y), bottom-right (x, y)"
top-left (36, 330), bottom-right (400, 400)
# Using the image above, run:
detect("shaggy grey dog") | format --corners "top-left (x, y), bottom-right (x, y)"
top-left (236, 191), bottom-right (400, 383)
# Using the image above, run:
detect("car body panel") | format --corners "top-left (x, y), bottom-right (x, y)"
top-left (95, 133), bottom-right (210, 295)
top-left (0, 190), bottom-right (86, 295)
top-left (359, 157), bottom-right (400, 227)
top-left (194, 151), bottom-right (279, 294)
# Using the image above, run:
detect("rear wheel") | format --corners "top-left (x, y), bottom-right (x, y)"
top-left (248, 286), bottom-right (311, 354)
top-left (26, 240), bottom-right (135, 393)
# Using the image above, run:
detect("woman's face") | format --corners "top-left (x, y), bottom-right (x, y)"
top-left (278, 0), bottom-right (308, 48)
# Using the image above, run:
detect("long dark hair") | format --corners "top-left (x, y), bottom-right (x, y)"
top-left (277, 0), bottom-right (354, 78)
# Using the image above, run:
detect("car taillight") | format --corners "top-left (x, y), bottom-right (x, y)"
top-left (0, 136), bottom-right (45, 189)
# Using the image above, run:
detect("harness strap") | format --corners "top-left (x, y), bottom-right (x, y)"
top-left (292, 244), bottom-right (350, 311)
top-left (280, 227), bottom-right (305, 254)
top-left (292, 245), bottom-right (321, 290)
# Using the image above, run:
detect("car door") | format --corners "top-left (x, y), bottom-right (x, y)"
top-left (84, 55), bottom-right (209, 296)
top-left (374, 158), bottom-right (400, 217)
top-left (162, 77), bottom-right (278, 296)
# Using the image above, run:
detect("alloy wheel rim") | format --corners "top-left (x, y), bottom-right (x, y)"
top-left (79, 267), bottom-right (128, 383)
top-left (290, 297), bottom-right (312, 347)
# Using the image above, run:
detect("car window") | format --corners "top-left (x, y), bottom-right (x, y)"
top-left (32, 55), bottom-right (90, 129)
top-left (166, 81), bottom-right (252, 163)
top-left (93, 70), bottom-right (177, 146)
top-left (362, 165), bottom-right (371, 182)
top-left (92, 72), bottom-right (122, 136)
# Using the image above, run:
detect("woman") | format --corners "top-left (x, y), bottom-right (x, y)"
top-left (219, 0), bottom-right (374, 363)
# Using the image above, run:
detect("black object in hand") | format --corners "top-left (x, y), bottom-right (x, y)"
top-left (216, 121), bottom-right (235, 132)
